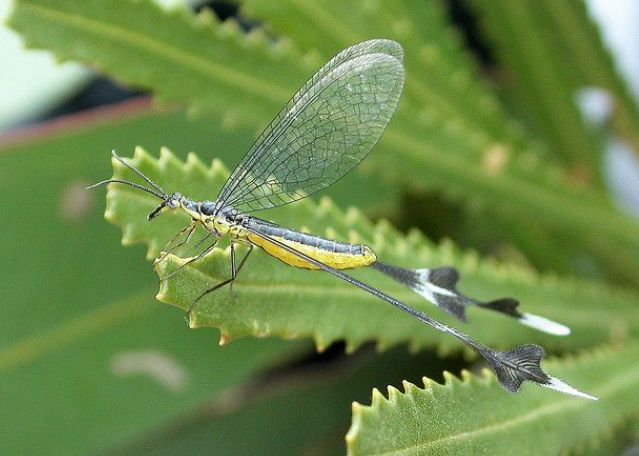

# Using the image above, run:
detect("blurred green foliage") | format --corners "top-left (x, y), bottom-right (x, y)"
top-left (3, 0), bottom-right (639, 454)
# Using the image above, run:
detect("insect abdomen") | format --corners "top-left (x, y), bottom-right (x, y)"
top-left (245, 224), bottom-right (376, 270)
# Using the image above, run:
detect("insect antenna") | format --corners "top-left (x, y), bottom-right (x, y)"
top-left (86, 178), bottom-right (166, 200)
top-left (110, 150), bottom-right (168, 198)
top-left (87, 150), bottom-right (170, 202)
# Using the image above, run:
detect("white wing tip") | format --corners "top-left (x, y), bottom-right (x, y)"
top-left (520, 313), bottom-right (571, 336)
top-left (542, 376), bottom-right (598, 401)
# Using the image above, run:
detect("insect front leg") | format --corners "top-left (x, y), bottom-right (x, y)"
top-left (159, 237), bottom-right (219, 283)
top-left (185, 231), bottom-right (213, 256)
top-left (157, 221), bottom-right (197, 263)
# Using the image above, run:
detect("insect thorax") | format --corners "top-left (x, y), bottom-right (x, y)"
top-left (178, 199), bottom-right (244, 237)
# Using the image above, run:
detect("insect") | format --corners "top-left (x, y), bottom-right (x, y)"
top-left (91, 39), bottom-right (594, 399)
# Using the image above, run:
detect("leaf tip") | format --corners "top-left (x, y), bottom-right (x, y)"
top-left (210, 158), bottom-right (230, 179)
top-left (479, 366), bottom-right (497, 383)
top-left (158, 146), bottom-right (179, 167)
top-left (350, 400), bottom-right (363, 415)
top-left (347, 228), bottom-right (362, 244)
top-left (185, 151), bottom-right (205, 168)
top-left (219, 333), bottom-right (230, 346)
top-left (318, 195), bottom-right (334, 211)
top-left (245, 28), bottom-right (269, 48)
top-left (121, 228), bottom-right (134, 246)
top-left (344, 339), bottom-right (361, 354)
top-left (386, 385), bottom-right (401, 402)
top-left (421, 376), bottom-right (437, 390)
top-left (195, 6), bottom-right (216, 26)
top-left (460, 369), bottom-right (474, 383)
top-left (345, 401), bottom-right (363, 445)
top-left (371, 387), bottom-right (386, 406)
top-left (271, 36), bottom-right (295, 58)
top-left (442, 370), bottom-right (460, 388)
top-left (217, 17), bottom-right (242, 39)
top-left (401, 380), bottom-right (422, 398)
top-left (187, 313), bottom-right (199, 329)
top-left (221, 108), bottom-right (241, 130)
top-left (314, 336), bottom-right (330, 353)
top-left (133, 145), bottom-right (150, 162)
top-left (104, 208), bottom-right (115, 222)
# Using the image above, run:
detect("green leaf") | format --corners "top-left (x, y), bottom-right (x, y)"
top-left (0, 107), bottom-right (309, 455)
top-left (9, 0), bottom-right (639, 286)
top-left (7, 0), bottom-right (309, 132)
top-left (467, 0), bottom-right (603, 178)
top-left (104, 148), bottom-right (639, 354)
top-left (239, 0), bottom-right (536, 153)
top-left (235, 0), bottom-right (639, 286)
top-left (470, 0), bottom-right (639, 162)
top-left (346, 343), bottom-right (639, 456)
top-left (110, 347), bottom-right (458, 455)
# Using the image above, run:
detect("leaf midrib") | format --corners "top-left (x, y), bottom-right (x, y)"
top-left (365, 361), bottom-right (639, 455)
top-left (164, 254), bottom-right (627, 327)
top-left (19, 2), bottom-right (290, 103)
top-left (166, 255), bottom-right (416, 302)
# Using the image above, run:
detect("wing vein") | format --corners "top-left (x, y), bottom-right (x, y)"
top-left (215, 39), bottom-right (405, 213)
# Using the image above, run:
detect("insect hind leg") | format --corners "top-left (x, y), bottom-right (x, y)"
top-left (187, 243), bottom-right (254, 319)
top-left (229, 244), bottom-right (253, 293)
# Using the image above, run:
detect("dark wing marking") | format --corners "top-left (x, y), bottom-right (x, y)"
top-left (216, 39), bottom-right (404, 213)
top-left (371, 262), bottom-right (571, 336)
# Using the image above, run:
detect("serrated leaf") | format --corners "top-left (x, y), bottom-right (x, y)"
top-left (104, 148), bottom-right (639, 354)
top-left (235, 0), bottom-right (639, 280)
top-left (0, 116), bottom-right (308, 455)
top-left (7, 0), bottom-right (308, 132)
top-left (346, 343), bottom-right (639, 456)
top-left (236, 0), bottom-right (639, 287)
top-left (239, 0), bottom-right (536, 154)
top-left (9, 0), bottom-right (639, 286)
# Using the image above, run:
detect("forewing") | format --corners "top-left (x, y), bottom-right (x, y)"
top-left (217, 39), bottom-right (405, 212)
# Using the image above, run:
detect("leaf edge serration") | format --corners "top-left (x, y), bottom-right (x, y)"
top-left (346, 343), bottom-right (639, 456)
top-left (102, 148), bottom-right (639, 356)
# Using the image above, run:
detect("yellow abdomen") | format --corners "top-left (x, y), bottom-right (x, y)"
top-left (246, 233), bottom-right (376, 270)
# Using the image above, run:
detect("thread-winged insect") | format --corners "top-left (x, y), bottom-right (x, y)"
top-left (91, 39), bottom-right (595, 399)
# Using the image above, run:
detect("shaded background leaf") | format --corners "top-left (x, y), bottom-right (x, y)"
top-left (469, 0), bottom-right (639, 164)
top-left (111, 346), bottom-right (465, 456)
top-left (0, 108), bottom-right (310, 455)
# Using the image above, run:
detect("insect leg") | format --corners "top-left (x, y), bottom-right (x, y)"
top-left (242, 225), bottom-right (596, 400)
top-left (185, 231), bottom-right (213, 256)
top-left (157, 221), bottom-right (197, 263)
top-left (188, 243), bottom-right (254, 316)
top-left (159, 238), bottom-right (218, 283)
top-left (229, 244), bottom-right (254, 292)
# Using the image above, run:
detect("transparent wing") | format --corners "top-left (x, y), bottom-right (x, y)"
top-left (216, 39), bottom-right (405, 213)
